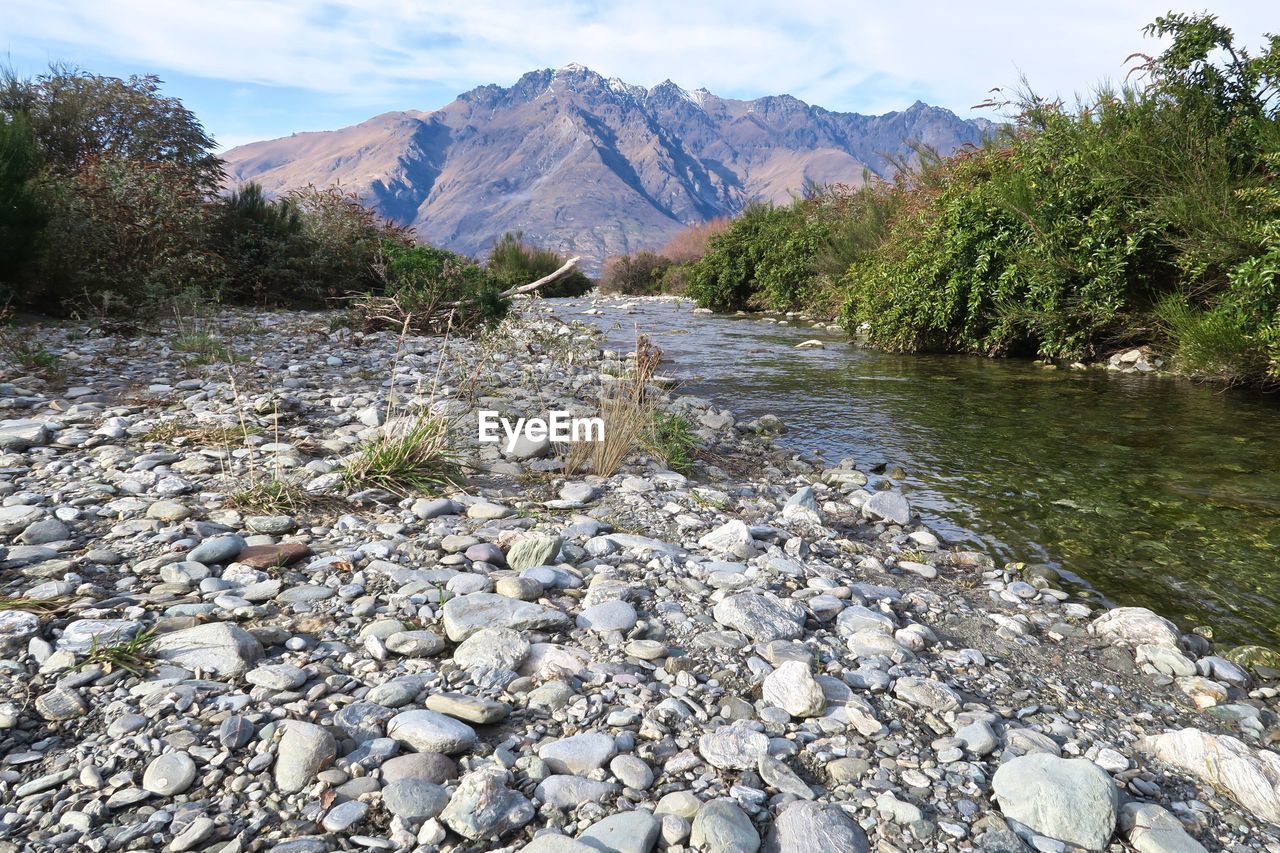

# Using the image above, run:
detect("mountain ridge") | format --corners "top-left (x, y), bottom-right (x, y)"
top-left (223, 65), bottom-right (991, 267)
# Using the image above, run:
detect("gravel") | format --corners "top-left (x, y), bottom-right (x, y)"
top-left (0, 299), bottom-right (1274, 851)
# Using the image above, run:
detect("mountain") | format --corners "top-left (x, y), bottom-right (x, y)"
top-left (223, 65), bottom-right (990, 268)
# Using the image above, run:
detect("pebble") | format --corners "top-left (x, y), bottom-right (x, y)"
top-left (0, 306), bottom-right (1264, 853)
top-left (142, 752), bottom-right (198, 796)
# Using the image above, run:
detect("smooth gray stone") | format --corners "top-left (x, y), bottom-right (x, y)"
top-left (386, 709), bottom-right (476, 754)
top-left (150, 622), bottom-right (263, 677)
top-left (992, 754), bottom-right (1118, 851)
top-left (441, 593), bottom-right (570, 642)
top-left (691, 798), bottom-right (759, 852)
top-left (274, 722), bottom-right (336, 793)
top-left (578, 810), bottom-right (661, 853)
top-left (535, 775), bottom-right (619, 808)
top-left (381, 778), bottom-right (450, 819)
top-left (143, 752), bottom-right (197, 797)
top-left (188, 534), bottom-right (246, 564)
top-left (762, 801), bottom-right (868, 853)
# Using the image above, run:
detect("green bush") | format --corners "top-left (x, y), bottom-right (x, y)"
top-left (678, 13), bottom-right (1280, 383)
top-left (0, 64), bottom-right (591, 323)
top-left (600, 252), bottom-right (673, 295)
top-left (843, 106), bottom-right (1163, 358)
top-left (0, 113), bottom-right (45, 300)
top-left (660, 263), bottom-right (694, 295)
top-left (212, 182), bottom-right (309, 304)
top-left (688, 204), bottom-right (802, 311)
top-left (0, 65), bottom-right (221, 190)
top-left (486, 232), bottom-right (592, 297)
top-left (288, 185), bottom-right (412, 298)
top-left (377, 241), bottom-right (508, 332)
top-left (1, 65), bottom-right (225, 314)
top-left (843, 13), bottom-right (1280, 374)
top-left (686, 195), bottom-right (849, 314)
top-left (1155, 294), bottom-right (1267, 383)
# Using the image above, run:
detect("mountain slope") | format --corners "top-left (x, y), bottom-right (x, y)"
top-left (223, 65), bottom-right (989, 266)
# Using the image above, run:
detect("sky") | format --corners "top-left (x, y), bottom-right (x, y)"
top-left (2, 1), bottom-right (1275, 151)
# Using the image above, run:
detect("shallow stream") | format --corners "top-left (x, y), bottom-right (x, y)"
top-left (553, 297), bottom-right (1280, 648)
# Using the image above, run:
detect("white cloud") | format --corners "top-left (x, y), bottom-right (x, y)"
top-left (3, 0), bottom-right (1276, 117)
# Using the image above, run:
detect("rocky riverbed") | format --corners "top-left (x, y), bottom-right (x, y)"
top-left (0, 303), bottom-right (1278, 853)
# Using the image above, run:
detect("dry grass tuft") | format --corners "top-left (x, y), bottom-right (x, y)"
top-left (143, 419), bottom-right (258, 446)
top-left (564, 334), bottom-right (681, 477)
top-left (0, 596), bottom-right (76, 616)
top-left (226, 477), bottom-right (316, 515)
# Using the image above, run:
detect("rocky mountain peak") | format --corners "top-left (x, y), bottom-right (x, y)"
top-left (223, 69), bottom-right (988, 268)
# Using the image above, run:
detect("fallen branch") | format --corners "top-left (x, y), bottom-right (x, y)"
top-left (499, 256), bottom-right (582, 298)
top-left (345, 255), bottom-right (585, 335)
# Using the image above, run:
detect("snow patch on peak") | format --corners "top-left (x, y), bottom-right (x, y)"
top-left (558, 62), bottom-right (590, 74)
top-left (648, 79), bottom-right (706, 111)
top-left (608, 77), bottom-right (646, 100)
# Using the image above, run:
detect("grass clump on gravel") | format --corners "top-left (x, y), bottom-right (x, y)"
top-left (79, 628), bottom-right (158, 676)
top-left (342, 413), bottom-right (462, 497)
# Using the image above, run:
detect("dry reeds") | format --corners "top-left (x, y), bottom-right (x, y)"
top-left (563, 333), bottom-right (679, 476)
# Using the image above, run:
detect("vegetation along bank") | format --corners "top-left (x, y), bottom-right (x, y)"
top-left (601, 14), bottom-right (1280, 387)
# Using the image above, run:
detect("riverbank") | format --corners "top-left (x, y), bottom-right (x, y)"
top-left (0, 303), bottom-right (1277, 852)
top-left (563, 294), bottom-right (1280, 649)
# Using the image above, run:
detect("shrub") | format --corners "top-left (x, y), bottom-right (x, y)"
top-left (372, 241), bottom-right (508, 333)
top-left (486, 232), bottom-right (592, 297)
top-left (288, 185), bottom-right (413, 297)
top-left (834, 14), bottom-right (1280, 378)
top-left (600, 252), bottom-right (672, 295)
top-left (660, 217), bottom-right (731, 263)
top-left (810, 180), bottom-right (904, 280)
top-left (688, 203), bottom-right (825, 312)
top-left (1, 65), bottom-right (224, 314)
top-left (0, 113), bottom-right (44, 299)
top-left (843, 110), bottom-right (1162, 359)
top-left (34, 156), bottom-right (224, 315)
top-left (680, 13), bottom-right (1280, 383)
top-left (212, 182), bottom-right (309, 304)
top-left (0, 64), bottom-right (221, 190)
top-left (659, 264), bottom-right (694, 295)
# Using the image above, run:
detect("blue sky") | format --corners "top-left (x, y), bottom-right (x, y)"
top-left (2, 1), bottom-right (1275, 151)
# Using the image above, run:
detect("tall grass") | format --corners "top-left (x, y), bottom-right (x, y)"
top-left (646, 411), bottom-right (698, 474)
top-left (563, 334), bottom-right (678, 476)
top-left (1155, 296), bottom-right (1269, 386)
top-left (563, 379), bottom-right (657, 477)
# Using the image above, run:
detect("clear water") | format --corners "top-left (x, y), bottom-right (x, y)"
top-left (553, 297), bottom-right (1280, 648)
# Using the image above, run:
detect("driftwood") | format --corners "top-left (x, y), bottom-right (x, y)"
top-left (435, 255), bottom-right (582, 309)
top-left (349, 255), bottom-right (584, 334)
top-left (499, 256), bottom-right (582, 298)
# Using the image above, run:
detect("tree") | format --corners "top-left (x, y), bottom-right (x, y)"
top-left (0, 64), bottom-right (223, 191)
top-left (0, 112), bottom-right (45, 295)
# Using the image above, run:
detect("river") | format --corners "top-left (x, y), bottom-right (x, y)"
top-left (552, 296), bottom-right (1280, 649)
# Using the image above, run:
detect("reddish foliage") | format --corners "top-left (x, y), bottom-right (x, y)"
top-left (658, 217), bottom-right (732, 263)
